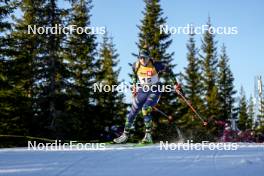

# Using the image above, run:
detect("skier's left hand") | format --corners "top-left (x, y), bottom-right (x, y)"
top-left (132, 84), bottom-right (137, 97)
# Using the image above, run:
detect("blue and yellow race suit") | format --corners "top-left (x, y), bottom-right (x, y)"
top-left (125, 59), bottom-right (178, 132)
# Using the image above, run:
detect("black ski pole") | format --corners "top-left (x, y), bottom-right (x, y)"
top-left (153, 106), bottom-right (184, 140)
top-left (153, 106), bottom-right (172, 121)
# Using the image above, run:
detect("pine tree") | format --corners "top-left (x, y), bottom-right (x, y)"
top-left (180, 32), bottom-right (204, 140)
top-left (200, 17), bottom-right (220, 119)
top-left (63, 0), bottom-right (98, 139)
top-left (238, 87), bottom-right (249, 131)
top-left (135, 0), bottom-right (178, 140)
top-left (217, 44), bottom-right (236, 121)
top-left (97, 31), bottom-right (127, 140)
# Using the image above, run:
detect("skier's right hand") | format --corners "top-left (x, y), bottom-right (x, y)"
top-left (174, 84), bottom-right (181, 92)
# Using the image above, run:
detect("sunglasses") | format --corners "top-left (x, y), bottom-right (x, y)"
top-left (139, 56), bottom-right (148, 60)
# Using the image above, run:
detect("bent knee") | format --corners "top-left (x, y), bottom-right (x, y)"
top-left (142, 105), bottom-right (152, 116)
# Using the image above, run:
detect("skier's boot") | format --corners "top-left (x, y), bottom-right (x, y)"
top-left (141, 129), bottom-right (153, 144)
top-left (113, 130), bottom-right (129, 144)
top-left (142, 113), bottom-right (153, 144)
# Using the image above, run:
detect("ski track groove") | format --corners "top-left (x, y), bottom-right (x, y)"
top-left (141, 148), bottom-right (172, 175)
top-left (129, 147), bottom-right (162, 176)
top-left (181, 152), bottom-right (201, 171)
top-left (53, 150), bottom-right (116, 176)
top-left (54, 147), bottom-right (156, 176)
top-left (213, 150), bottom-right (219, 175)
top-left (53, 154), bottom-right (89, 176)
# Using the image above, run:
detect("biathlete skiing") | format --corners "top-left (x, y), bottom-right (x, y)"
top-left (113, 48), bottom-right (181, 144)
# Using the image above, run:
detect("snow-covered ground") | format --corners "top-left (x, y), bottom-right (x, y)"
top-left (0, 143), bottom-right (264, 176)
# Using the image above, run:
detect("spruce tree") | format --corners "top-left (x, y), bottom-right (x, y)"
top-left (11, 0), bottom-right (50, 136)
top-left (247, 95), bottom-right (254, 129)
top-left (0, 0), bottom-right (12, 118)
top-left (257, 98), bottom-right (264, 127)
top-left (0, 0), bottom-right (21, 134)
top-left (0, 0), bottom-right (40, 135)
top-left (97, 31), bottom-right (127, 140)
top-left (0, 0), bottom-right (13, 32)
top-left (181, 32), bottom-right (204, 140)
top-left (255, 98), bottom-right (264, 139)
top-left (200, 17), bottom-right (220, 119)
top-left (217, 44), bottom-right (236, 121)
top-left (63, 0), bottom-right (98, 139)
top-left (238, 87), bottom-right (249, 131)
top-left (29, 0), bottom-right (68, 138)
top-left (135, 0), bottom-right (178, 140)
top-left (199, 17), bottom-right (223, 141)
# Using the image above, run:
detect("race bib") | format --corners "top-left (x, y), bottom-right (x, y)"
top-left (137, 62), bottom-right (159, 85)
top-left (138, 74), bottom-right (159, 85)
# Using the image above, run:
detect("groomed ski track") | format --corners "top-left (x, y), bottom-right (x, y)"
top-left (0, 143), bottom-right (263, 176)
